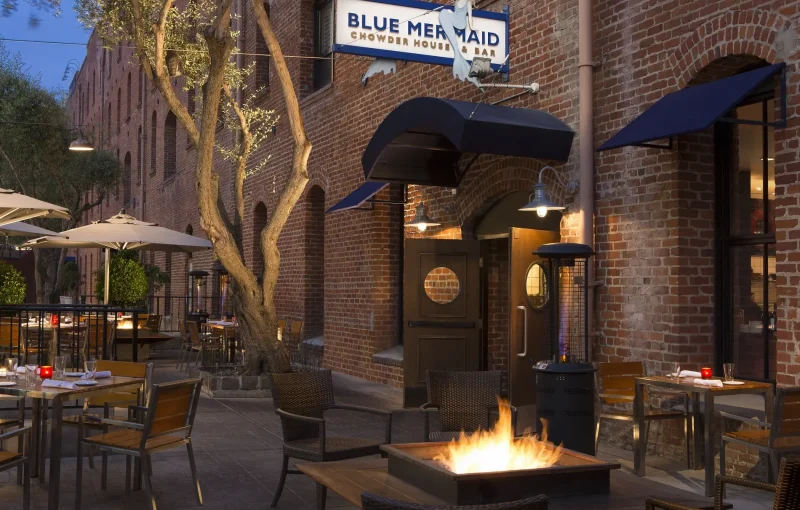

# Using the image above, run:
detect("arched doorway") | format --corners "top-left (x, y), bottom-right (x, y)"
top-left (304, 186), bottom-right (325, 338)
top-left (123, 152), bottom-right (132, 209)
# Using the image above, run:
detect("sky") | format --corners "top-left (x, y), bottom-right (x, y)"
top-left (0, 0), bottom-right (91, 93)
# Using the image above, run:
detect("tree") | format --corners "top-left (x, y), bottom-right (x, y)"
top-left (0, 42), bottom-right (122, 303)
top-left (1, 0), bottom-right (61, 28)
top-left (95, 253), bottom-right (149, 307)
top-left (0, 261), bottom-right (26, 305)
top-left (75, 0), bottom-right (311, 373)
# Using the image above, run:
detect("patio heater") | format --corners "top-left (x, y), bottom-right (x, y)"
top-left (533, 242), bottom-right (596, 455)
top-left (187, 270), bottom-right (209, 326)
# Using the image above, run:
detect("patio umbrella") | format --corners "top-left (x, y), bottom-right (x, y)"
top-left (0, 221), bottom-right (63, 237)
top-left (24, 212), bottom-right (212, 303)
top-left (0, 187), bottom-right (71, 227)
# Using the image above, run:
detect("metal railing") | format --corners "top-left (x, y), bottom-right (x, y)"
top-left (79, 295), bottom-right (225, 332)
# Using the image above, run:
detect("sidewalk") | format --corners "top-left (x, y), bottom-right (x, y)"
top-left (0, 354), bottom-right (772, 509)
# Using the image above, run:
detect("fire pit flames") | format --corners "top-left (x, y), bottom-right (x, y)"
top-left (434, 399), bottom-right (562, 474)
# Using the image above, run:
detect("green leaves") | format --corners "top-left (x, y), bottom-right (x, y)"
top-left (0, 260), bottom-right (26, 305)
top-left (94, 253), bottom-right (149, 307)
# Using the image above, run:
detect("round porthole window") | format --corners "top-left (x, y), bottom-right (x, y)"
top-left (525, 262), bottom-right (548, 310)
top-left (424, 267), bottom-right (461, 305)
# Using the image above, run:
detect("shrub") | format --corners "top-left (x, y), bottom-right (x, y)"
top-left (0, 261), bottom-right (26, 305)
top-left (95, 254), bottom-right (148, 307)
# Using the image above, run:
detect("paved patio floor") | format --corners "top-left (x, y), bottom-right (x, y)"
top-left (0, 353), bottom-right (773, 509)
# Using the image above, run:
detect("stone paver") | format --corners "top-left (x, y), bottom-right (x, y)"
top-left (0, 352), bottom-right (772, 509)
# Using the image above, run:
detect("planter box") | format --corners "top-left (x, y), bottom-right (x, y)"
top-left (189, 366), bottom-right (271, 398)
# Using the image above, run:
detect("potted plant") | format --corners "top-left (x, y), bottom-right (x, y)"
top-left (0, 261), bottom-right (26, 311)
top-left (95, 254), bottom-right (149, 307)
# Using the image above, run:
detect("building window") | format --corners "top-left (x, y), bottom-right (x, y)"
top-left (92, 70), bottom-right (95, 106)
top-left (717, 98), bottom-right (777, 382)
top-left (255, 3), bottom-right (270, 91)
top-left (117, 43), bottom-right (122, 63)
top-left (150, 111), bottom-right (157, 175)
top-left (313, 0), bottom-right (333, 90)
top-left (107, 102), bottom-right (112, 142)
top-left (138, 68), bottom-right (143, 106)
top-left (116, 88), bottom-right (121, 133)
top-left (164, 253), bottom-right (172, 316)
top-left (115, 149), bottom-right (120, 199)
top-left (187, 88), bottom-right (195, 115)
top-left (137, 126), bottom-right (142, 184)
top-left (164, 111), bottom-right (177, 179)
top-left (123, 152), bottom-right (132, 207)
top-left (126, 72), bottom-right (132, 120)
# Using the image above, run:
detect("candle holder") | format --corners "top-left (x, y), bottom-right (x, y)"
top-left (700, 367), bottom-right (713, 380)
top-left (40, 366), bottom-right (53, 379)
top-left (50, 314), bottom-right (59, 327)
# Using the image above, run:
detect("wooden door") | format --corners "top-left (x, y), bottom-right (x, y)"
top-left (509, 228), bottom-right (559, 407)
top-left (403, 239), bottom-right (482, 407)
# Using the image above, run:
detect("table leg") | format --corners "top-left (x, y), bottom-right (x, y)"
top-left (39, 402), bottom-right (47, 485)
top-left (692, 392), bottom-right (702, 470)
top-left (30, 399), bottom-right (40, 478)
top-left (633, 380), bottom-right (646, 476)
top-left (765, 387), bottom-right (774, 423)
top-left (703, 393), bottom-right (714, 498)
top-left (47, 398), bottom-right (63, 510)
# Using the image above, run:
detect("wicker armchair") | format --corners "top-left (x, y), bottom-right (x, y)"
top-left (645, 458), bottom-right (800, 510)
top-left (361, 492), bottom-right (549, 510)
top-left (269, 370), bottom-right (392, 510)
top-left (421, 370), bottom-right (514, 442)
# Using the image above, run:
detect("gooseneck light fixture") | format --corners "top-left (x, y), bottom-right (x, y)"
top-left (520, 165), bottom-right (579, 218)
top-left (69, 136), bottom-right (94, 152)
top-left (405, 202), bottom-right (440, 232)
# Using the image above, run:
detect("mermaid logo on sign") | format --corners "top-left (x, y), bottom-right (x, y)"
top-left (334, 0), bottom-right (509, 87)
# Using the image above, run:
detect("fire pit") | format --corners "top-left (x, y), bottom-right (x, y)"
top-left (381, 442), bottom-right (619, 505)
top-left (381, 400), bottom-right (618, 505)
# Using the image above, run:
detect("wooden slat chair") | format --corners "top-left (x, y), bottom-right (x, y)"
top-left (82, 317), bottom-right (116, 363)
top-left (646, 458), bottom-right (800, 510)
top-left (596, 361), bottom-right (691, 466)
top-left (720, 386), bottom-right (800, 481)
top-left (75, 379), bottom-right (203, 510)
top-left (0, 426), bottom-right (31, 510)
top-left (145, 315), bottom-right (162, 332)
top-left (63, 360), bottom-right (153, 487)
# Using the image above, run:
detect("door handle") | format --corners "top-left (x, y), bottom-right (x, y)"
top-left (517, 305), bottom-right (528, 358)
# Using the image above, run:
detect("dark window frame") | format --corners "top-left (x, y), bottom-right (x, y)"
top-left (313, 0), bottom-right (333, 91)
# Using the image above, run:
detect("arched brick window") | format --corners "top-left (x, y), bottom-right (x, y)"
top-left (116, 88), bottom-right (121, 132)
top-left (150, 111), bottom-right (157, 174)
top-left (126, 72), bottom-right (132, 120)
top-left (123, 152), bottom-right (132, 207)
top-left (164, 111), bottom-right (177, 179)
top-left (137, 126), bottom-right (142, 184)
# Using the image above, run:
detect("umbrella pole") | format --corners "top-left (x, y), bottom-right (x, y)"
top-left (104, 247), bottom-right (111, 304)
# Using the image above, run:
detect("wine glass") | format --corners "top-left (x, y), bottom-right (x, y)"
top-left (84, 358), bottom-right (97, 382)
top-left (54, 355), bottom-right (68, 379)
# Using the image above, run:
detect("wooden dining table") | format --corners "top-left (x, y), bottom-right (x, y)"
top-left (0, 374), bottom-right (144, 510)
top-left (634, 375), bottom-right (774, 497)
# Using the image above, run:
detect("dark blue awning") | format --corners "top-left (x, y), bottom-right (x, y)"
top-left (363, 97), bottom-right (575, 187)
top-left (327, 181), bottom-right (388, 213)
top-left (598, 63), bottom-right (785, 151)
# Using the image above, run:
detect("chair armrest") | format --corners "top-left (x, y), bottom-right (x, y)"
top-left (275, 408), bottom-right (325, 425)
top-left (420, 402), bottom-right (438, 411)
top-left (644, 496), bottom-right (701, 510)
top-left (85, 415), bottom-right (143, 430)
top-left (718, 412), bottom-right (770, 429)
top-left (334, 403), bottom-right (391, 418)
top-left (0, 426), bottom-right (30, 442)
top-left (717, 474), bottom-right (775, 495)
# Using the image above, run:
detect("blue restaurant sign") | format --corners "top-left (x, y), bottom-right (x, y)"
top-left (333, 0), bottom-right (510, 74)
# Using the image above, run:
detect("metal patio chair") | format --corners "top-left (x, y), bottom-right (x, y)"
top-left (75, 378), bottom-right (203, 510)
top-left (361, 492), bottom-right (550, 510)
top-left (63, 360), bottom-right (153, 487)
top-left (421, 370), bottom-right (514, 442)
top-left (269, 369), bottom-right (392, 510)
top-left (720, 386), bottom-right (800, 481)
top-left (645, 458), bottom-right (800, 510)
top-left (595, 361), bottom-right (691, 466)
top-left (0, 426), bottom-right (31, 510)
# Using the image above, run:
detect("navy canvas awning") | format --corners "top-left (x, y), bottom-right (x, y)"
top-left (598, 63), bottom-right (785, 151)
top-left (327, 181), bottom-right (388, 213)
top-left (362, 98), bottom-right (575, 188)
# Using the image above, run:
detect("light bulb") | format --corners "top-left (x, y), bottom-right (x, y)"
top-left (536, 206), bottom-right (548, 218)
top-left (417, 223), bottom-right (428, 232)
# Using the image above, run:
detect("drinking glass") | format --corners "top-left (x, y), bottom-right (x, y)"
top-left (25, 365), bottom-right (38, 386)
top-left (84, 358), bottom-right (97, 381)
top-left (723, 363), bottom-right (735, 382)
top-left (53, 355), bottom-right (68, 379)
top-left (5, 358), bottom-right (16, 380)
top-left (671, 362), bottom-right (681, 379)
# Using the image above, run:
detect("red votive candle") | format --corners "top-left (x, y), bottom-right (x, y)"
top-left (40, 366), bottom-right (53, 379)
top-left (50, 314), bottom-right (59, 326)
top-left (700, 367), bottom-right (713, 380)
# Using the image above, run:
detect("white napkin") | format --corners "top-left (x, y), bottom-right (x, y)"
top-left (692, 379), bottom-right (723, 388)
top-left (82, 371), bottom-right (111, 380)
top-left (15, 367), bottom-right (25, 374)
top-left (679, 370), bottom-right (702, 378)
top-left (41, 380), bottom-right (77, 390)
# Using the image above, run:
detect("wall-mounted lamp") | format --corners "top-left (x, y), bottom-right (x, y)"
top-left (69, 136), bottom-right (94, 152)
top-left (405, 202), bottom-right (440, 232)
top-left (519, 165), bottom-right (579, 218)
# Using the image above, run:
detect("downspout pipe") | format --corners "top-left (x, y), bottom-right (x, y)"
top-left (578, 0), bottom-right (595, 359)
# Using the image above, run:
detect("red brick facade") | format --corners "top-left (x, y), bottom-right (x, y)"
top-left (67, 1), bottom-right (800, 395)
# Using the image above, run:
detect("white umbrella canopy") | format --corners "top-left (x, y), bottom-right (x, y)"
top-left (0, 187), bottom-right (71, 227)
top-left (0, 221), bottom-right (63, 237)
top-left (24, 212), bottom-right (212, 303)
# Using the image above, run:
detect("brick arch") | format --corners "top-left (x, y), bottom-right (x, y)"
top-left (455, 157), bottom-right (573, 235)
top-left (668, 9), bottom-right (791, 89)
